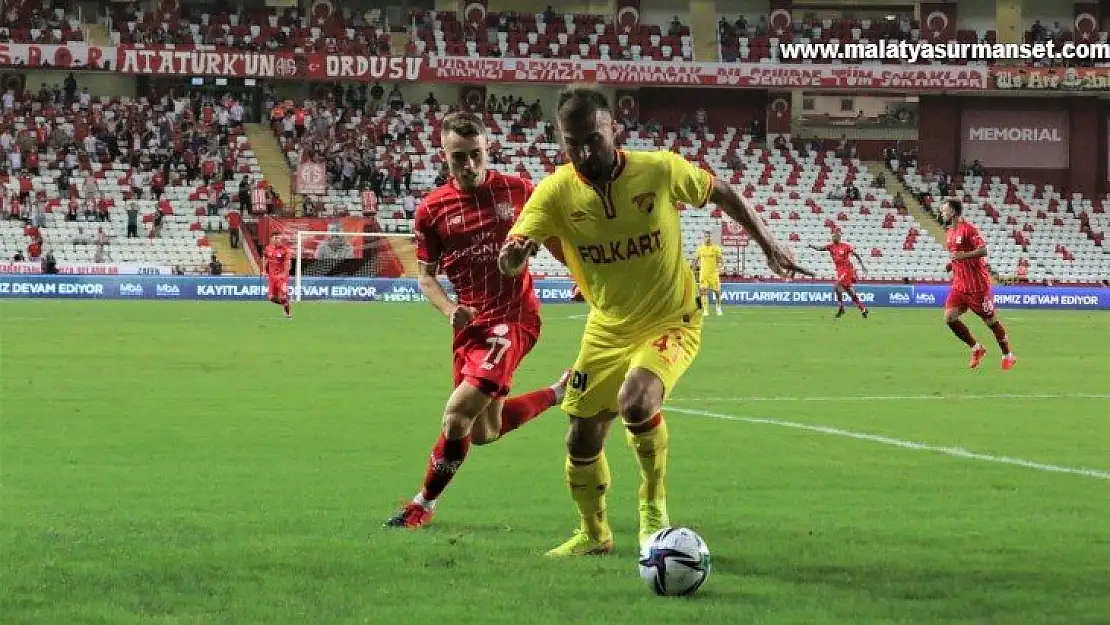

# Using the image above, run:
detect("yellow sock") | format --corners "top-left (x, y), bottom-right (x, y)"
top-left (625, 416), bottom-right (669, 503)
top-left (566, 453), bottom-right (612, 541)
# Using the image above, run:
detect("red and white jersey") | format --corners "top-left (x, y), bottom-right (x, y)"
top-left (946, 219), bottom-right (991, 293)
top-left (824, 242), bottom-right (856, 274)
top-left (263, 243), bottom-right (291, 277)
top-left (415, 170), bottom-right (540, 328)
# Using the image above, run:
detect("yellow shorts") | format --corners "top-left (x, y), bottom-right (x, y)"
top-left (562, 314), bottom-right (703, 418)
top-left (699, 277), bottom-right (721, 292)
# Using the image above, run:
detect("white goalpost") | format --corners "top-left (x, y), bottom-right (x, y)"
top-left (292, 230), bottom-right (418, 302)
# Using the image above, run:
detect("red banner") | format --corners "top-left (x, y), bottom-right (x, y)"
top-left (0, 43), bottom-right (115, 69)
top-left (425, 58), bottom-right (990, 89)
top-left (319, 55), bottom-right (424, 81)
top-left (361, 191), bottom-right (378, 215)
top-left (0, 43), bottom-right (1044, 92)
top-left (117, 46), bottom-right (308, 78)
top-left (721, 219), bottom-right (750, 247)
top-left (108, 45), bottom-right (991, 90)
top-left (295, 162), bottom-right (328, 195)
top-left (711, 64), bottom-right (987, 89)
top-left (251, 189), bottom-right (268, 214)
top-left (990, 66), bottom-right (1110, 90)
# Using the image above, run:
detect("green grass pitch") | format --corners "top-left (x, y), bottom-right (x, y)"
top-left (2, 300), bottom-right (1108, 624)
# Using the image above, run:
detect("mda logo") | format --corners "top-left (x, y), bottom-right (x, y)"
top-left (915, 292), bottom-right (937, 304)
top-left (119, 282), bottom-right (144, 296)
top-left (155, 283), bottom-right (181, 297)
top-left (888, 292), bottom-right (911, 304)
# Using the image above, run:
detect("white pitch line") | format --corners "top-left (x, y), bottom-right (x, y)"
top-left (676, 393), bottom-right (1110, 403)
top-left (666, 406), bottom-right (1110, 481)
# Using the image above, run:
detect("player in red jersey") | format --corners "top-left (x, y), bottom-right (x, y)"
top-left (809, 232), bottom-right (868, 318)
top-left (941, 200), bottom-right (1016, 370)
top-left (262, 232), bottom-right (293, 318)
top-left (385, 112), bottom-right (569, 529)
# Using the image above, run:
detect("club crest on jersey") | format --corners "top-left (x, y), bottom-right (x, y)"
top-left (494, 202), bottom-right (514, 221)
top-left (632, 192), bottom-right (656, 216)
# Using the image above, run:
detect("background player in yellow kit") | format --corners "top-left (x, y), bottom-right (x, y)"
top-left (499, 86), bottom-right (811, 556)
top-left (694, 232), bottom-right (724, 316)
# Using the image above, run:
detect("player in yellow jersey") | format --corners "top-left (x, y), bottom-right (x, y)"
top-left (498, 86), bottom-right (811, 556)
top-left (694, 232), bottom-right (724, 316)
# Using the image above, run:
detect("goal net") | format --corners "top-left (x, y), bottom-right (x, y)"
top-left (291, 230), bottom-right (418, 301)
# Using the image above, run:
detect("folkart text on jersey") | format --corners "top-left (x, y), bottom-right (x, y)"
top-left (577, 229), bottom-right (663, 265)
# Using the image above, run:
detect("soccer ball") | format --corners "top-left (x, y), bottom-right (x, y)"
top-left (638, 527), bottom-right (711, 596)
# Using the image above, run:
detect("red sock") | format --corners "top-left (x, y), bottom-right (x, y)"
top-left (420, 433), bottom-right (471, 501)
top-left (989, 320), bottom-right (1011, 354)
top-left (499, 388), bottom-right (556, 436)
top-left (947, 319), bottom-right (977, 347)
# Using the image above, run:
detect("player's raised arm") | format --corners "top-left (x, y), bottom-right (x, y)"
top-left (664, 151), bottom-right (810, 278)
top-left (500, 178), bottom-right (562, 276)
top-left (708, 180), bottom-right (813, 278)
top-left (850, 248), bottom-right (868, 273)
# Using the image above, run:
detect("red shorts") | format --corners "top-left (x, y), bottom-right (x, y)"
top-left (946, 287), bottom-right (995, 317)
top-left (452, 321), bottom-right (538, 398)
top-left (268, 276), bottom-right (288, 300)
top-left (835, 271), bottom-right (856, 289)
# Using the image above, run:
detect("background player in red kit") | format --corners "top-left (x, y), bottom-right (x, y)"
top-left (385, 112), bottom-right (568, 529)
top-left (262, 232), bottom-right (292, 318)
top-left (809, 232), bottom-right (868, 318)
top-left (941, 200), bottom-right (1016, 369)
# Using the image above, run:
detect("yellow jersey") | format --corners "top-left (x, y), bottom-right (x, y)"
top-left (695, 243), bottom-right (722, 279)
top-left (510, 149), bottom-right (714, 338)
